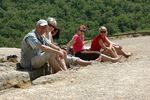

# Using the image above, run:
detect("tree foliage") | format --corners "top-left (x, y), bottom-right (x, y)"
top-left (0, 0), bottom-right (150, 47)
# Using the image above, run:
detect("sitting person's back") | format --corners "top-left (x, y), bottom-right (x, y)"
top-left (21, 30), bottom-right (42, 69)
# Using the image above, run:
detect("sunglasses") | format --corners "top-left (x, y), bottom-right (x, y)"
top-left (48, 24), bottom-right (56, 28)
top-left (80, 30), bottom-right (86, 32)
top-left (100, 31), bottom-right (106, 33)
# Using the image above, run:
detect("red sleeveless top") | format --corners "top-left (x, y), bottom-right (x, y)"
top-left (90, 33), bottom-right (107, 51)
top-left (72, 33), bottom-right (84, 53)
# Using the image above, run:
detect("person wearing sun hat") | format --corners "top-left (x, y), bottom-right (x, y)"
top-left (20, 19), bottom-right (67, 73)
top-left (91, 26), bottom-right (132, 60)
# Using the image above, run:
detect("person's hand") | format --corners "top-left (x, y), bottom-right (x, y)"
top-left (113, 44), bottom-right (122, 49)
top-left (60, 49), bottom-right (67, 57)
top-left (62, 49), bottom-right (67, 55)
top-left (58, 51), bottom-right (64, 59)
top-left (109, 43), bottom-right (113, 49)
top-left (105, 47), bottom-right (111, 50)
top-left (66, 46), bottom-right (70, 54)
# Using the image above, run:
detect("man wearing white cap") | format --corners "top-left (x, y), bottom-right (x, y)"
top-left (20, 19), bottom-right (67, 73)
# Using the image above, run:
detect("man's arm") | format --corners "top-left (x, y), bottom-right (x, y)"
top-left (49, 43), bottom-right (61, 51)
top-left (98, 39), bottom-right (110, 50)
top-left (26, 36), bottom-right (64, 58)
top-left (66, 39), bottom-right (75, 52)
top-left (49, 43), bottom-right (67, 57)
top-left (36, 44), bottom-right (64, 58)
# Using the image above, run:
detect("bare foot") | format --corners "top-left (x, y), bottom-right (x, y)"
top-left (95, 57), bottom-right (102, 62)
top-left (124, 52), bottom-right (132, 58)
top-left (112, 55), bottom-right (122, 63)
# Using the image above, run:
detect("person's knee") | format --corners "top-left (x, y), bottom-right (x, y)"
top-left (55, 55), bottom-right (60, 60)
top-left (47, 52), bottom-right (58, 60)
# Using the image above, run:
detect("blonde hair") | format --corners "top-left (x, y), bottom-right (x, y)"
top-left (99, 26), bottom-right (108, 34)
top-left (47, 17), bottom-right (57, 27)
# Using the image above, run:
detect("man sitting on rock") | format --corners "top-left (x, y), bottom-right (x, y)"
top-left (20, 19), bottom-right (67, 73)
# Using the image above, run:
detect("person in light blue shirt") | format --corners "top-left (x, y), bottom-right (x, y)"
top-left (20, 19), bottom-right (67, 73)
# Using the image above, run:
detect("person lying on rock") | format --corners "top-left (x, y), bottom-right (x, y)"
top-left (20, 19), bottom-right (67, 73)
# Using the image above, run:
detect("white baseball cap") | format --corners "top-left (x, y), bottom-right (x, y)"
top-left (36, 19), bottom-right (48, 26)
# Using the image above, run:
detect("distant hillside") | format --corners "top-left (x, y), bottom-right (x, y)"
top-left (0, 0), bottom-right (150, 47)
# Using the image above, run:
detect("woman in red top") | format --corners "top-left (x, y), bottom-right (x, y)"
top-left (91, 26), bottom-right (132, 58)
top-left (67, 25), bottom-right (100, 60)
top-left (67, 25), bottom-right (121, 62)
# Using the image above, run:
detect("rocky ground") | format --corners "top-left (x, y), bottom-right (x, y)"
top-left (0, 36), bottom-right (150, 100)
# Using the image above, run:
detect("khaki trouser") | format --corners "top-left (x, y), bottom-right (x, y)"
top-left (31, 52), bottom-right (67, 73)
top-left (31, 52), bottom-right (50, 68)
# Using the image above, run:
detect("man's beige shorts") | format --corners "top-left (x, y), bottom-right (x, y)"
top-left (31, 52), bottom-right (52, 68)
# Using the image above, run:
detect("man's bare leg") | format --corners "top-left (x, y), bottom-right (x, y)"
top-left (76, 59), bottom-right (92, 66)
top-left (49, 55), bottom-right (65, 73)
top-left (56, 57), bottom-right (68, 71)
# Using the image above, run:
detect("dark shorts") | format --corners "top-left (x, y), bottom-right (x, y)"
top-left (75, 51), bottom-right (100, 61)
